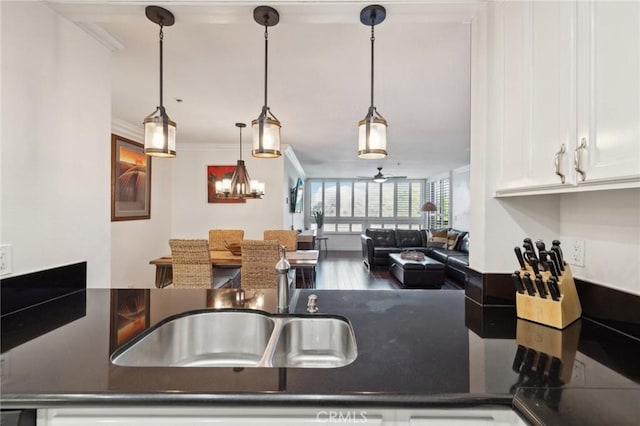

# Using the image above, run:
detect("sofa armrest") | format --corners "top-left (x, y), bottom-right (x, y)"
top-left (361, 235), bottom-right (375, 268)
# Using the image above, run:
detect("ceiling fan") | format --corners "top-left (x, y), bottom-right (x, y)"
top-left (357, 167), bottom-right (407, 183)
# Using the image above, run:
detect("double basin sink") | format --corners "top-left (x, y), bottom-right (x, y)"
top-left (111, 310), bottom-right (357, 369)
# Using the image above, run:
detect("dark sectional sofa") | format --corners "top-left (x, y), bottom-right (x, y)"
top-left (360, 228), bottom-right (469, 285)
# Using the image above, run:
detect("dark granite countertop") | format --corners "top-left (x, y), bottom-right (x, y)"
top-left (1, 288), bottom-right (638, 424)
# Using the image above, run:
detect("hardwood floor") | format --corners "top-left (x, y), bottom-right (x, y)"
top-left (310, 251), bottom-right (463, 291)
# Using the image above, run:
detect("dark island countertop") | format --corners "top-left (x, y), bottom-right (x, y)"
top-left (1, 288), bottom-right (638, 424)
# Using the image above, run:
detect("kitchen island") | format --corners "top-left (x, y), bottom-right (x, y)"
top-left (1, 288), bottom-right (638, 425)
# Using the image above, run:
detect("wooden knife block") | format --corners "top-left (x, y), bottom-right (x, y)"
top-left (515, 264), bottom-right (581, 329)
top-left (516, 319), bottom-right (582, 384)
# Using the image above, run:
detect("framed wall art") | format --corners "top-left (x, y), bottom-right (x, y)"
top-left (207, 165), bottom-right (246, 203)
top-left (111, 134), bottom-right (151, 221)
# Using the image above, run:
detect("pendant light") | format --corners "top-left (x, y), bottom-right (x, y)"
top-left (143, 6), bottom-right (176, 157)
top-left (358, 5), bottom-right (388, 160)
top-left (251, 6), bottom-right (282, 158)
top-left (215, 123), bottom-right (265, 199)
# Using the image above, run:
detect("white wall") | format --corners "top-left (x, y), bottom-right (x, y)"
top-left (451, 165), bottom-right (471, 231)
top-left (109, 120), bottom-right (173, 288)
top-left (559, 189), bottom-right (640, 295)
top-left (1, 2), bottom-right (111, 287)
top-left (171, 144), bottom-right (286, 240)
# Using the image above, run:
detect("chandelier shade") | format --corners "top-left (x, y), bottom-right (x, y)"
top-left (215, 123), bottom-right (264, 199)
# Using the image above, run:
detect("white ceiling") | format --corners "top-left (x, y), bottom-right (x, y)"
top-left (50, 1), bottom-right (475, 179)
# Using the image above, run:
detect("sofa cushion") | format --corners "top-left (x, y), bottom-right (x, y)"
top-left (365, 229), bottom-right (397, 247)
top-left (457, 233), bottom-right (470, 253)
top-left (427, 228), bottom-right (448, 249)
top-left (446, 230), bottom-right (463, 250)
top-left (395, 229), bottom-right (423, 248)
top-left (447, 255), bottom-right (469, 270)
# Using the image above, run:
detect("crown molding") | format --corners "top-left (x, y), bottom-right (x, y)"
top-left (283, 146), bottom-right (306, 180)
top-left (111, 118), bottom-right (143, 141)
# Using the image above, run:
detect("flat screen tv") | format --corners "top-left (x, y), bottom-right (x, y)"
top-left (292, 178), bottom-right (304, 213)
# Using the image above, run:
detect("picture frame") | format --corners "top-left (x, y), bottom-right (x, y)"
top-left (109, 289), bottom-right (150, 354)
top-left (207, 165), bottom-right (246, 203)
top-left (111, 134), bottom-right (151, 221)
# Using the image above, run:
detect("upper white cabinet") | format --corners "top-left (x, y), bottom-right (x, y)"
top-left (495, 0), bottom-right (640, 196)
top-left (576, 1), bottom-right (640, 184)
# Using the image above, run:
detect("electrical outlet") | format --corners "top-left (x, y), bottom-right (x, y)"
top-left (566, 239), bottom-right (585, 267)
top-left (0, 244), bottom-right (12, 275)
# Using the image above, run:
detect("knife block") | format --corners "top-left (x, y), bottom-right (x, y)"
top-left (515, 319), bottom-right (582, 384)
top-left (515, 264), bottom-right (581, 329)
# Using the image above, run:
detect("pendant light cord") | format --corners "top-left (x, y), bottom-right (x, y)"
top-left (239, 126), bottom-right (243, 161)
top-left (264, 25), bottom-right (269, 108)
top-left (159, 24), bottom-right (164, 109)
top-left (370, 23), bottom-right (375, 109)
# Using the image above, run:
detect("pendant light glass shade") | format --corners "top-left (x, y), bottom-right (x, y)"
top-left (143, 6), bottom-right (176, 157)
top-left (358, 109), bottom-right (388, 160)
top-left (144, 107), bottom-right (176, 157)
top-left (358, 5), bottom-right (388, 160)
top-left (252, 6), bottom-right (282, 159)
top-left (252, 109), bottom-right (281, 158)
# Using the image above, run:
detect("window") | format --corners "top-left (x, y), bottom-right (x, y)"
top-left (427, 178), bottom-right (450, 229)
top-left (307, 179), bottom-right (426, 233)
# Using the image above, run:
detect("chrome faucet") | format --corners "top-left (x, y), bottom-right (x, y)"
top-left (275, 246), bottom-right (290, 313)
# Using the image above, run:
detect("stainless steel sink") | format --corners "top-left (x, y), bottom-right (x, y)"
top-left (111, 310), bottom-right (357, 369)
top-left (271, 318), bottom-right (357, 368)
top-left (111, 311), bottom-right (275, 367)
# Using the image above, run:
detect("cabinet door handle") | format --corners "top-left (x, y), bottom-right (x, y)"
top-left (554, 144), bottom-right (566, 184)
top-left (574, 138), bottom-right (588, 181)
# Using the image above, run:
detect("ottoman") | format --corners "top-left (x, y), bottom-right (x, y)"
top-left (388, 253), bottom-right (445, 288)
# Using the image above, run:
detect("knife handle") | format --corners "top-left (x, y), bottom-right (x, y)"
top-left (547, 277), bottom-right (560, 301)
top-left (552, 240), bottom-right (565, 265)
top-left (545, 260), bottom-right (559, 278)
top-left (523, 239), bottom-right (537, 259)
top-left (522, 272), bottom-right (536, 296)
top-left (535, 239), bottom-right (546, 254)
top-left (538, 250), bottom-right (549, 271)
top-left (550, 248), bottom-right (564, 271)
top-left (514, 247), bottom-right (526, 269)
top-left (511, 271), bottom-right (525, 294)
top-left (524, 251), bottom-right (540, 275)
top-left (534, 275), bottom-right (547, 298)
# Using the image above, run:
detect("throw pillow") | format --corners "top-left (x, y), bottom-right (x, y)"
top-left (429, 229), bottom-right (448, 249)
top-left (447, 230), bottom-right (461, 250)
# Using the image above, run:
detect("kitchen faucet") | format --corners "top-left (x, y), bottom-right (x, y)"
top-left (275, 246), bottom-right (290, 313)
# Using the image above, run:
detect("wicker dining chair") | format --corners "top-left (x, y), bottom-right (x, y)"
top-left (240, 240), bottom-right (281, 289)
top-left (169, 239), bottom-right (213, 288)
top-left (263, 230), bottom-right (298, 252)
top-left (208, 229), bottom-right (245, 251)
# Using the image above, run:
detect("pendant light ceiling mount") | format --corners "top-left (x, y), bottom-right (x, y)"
top-left (358, 4), bottom-right (388, 160)
top-left (360, 4), bottom-right (386, 26)
top-left (251, 5), bottom-right (282, 159)
top-left (143, 5), bottom-right (176, 158)
top-left (145, 6), bottom-right (175, 27)
top-left (253, 6), bottom-right (280, 27)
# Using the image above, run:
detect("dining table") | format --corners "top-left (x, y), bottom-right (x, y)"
top-left (149, 250), bottom-right (319, 289)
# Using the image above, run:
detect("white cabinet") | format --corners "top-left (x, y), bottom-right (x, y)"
top-left (575, 1), bottom-right (640, 184)
top-left (495, 0), bottom-right (640, 196)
